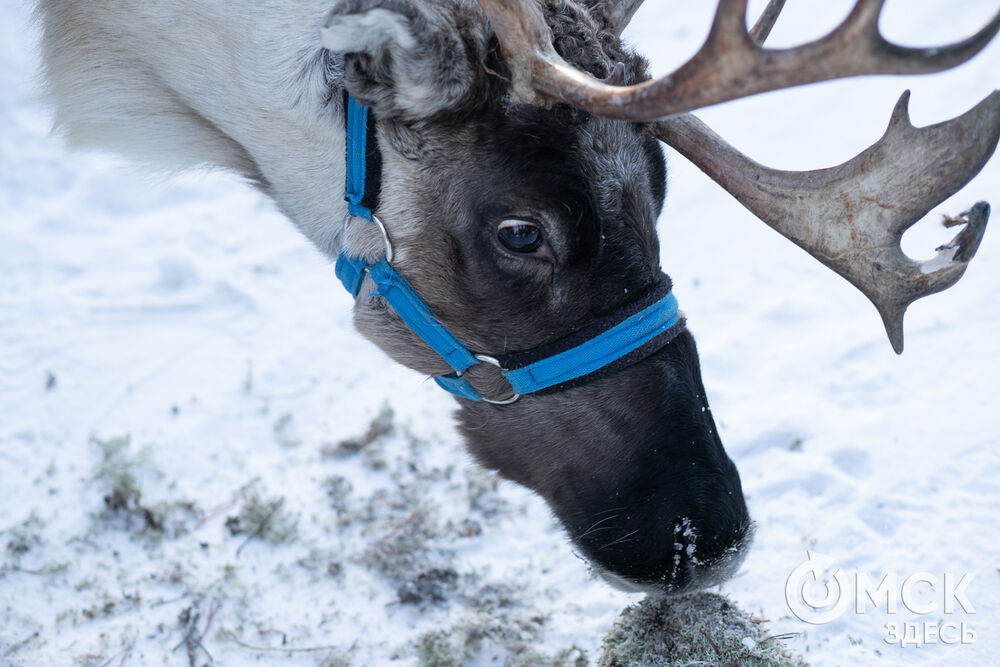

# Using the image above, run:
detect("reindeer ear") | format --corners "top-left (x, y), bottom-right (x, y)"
top-left (321, 0), bottom-right (488, 119)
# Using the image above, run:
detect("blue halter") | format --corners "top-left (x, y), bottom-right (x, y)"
top-left (335, 95), bottom-right (684, 403)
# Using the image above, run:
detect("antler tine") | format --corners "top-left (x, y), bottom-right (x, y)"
top-left (652, 91), bottom-right (1000, 353)
top-left (475, 0), bottom-right (554, 105)
top-left (603, 0), bottom-right (647, 36)
top-left (748, 0), bottom-right (786, 45)
top-left (603, 0), bottom-right (785, 40)
top-left (477, 0), bottom-right (1000, 120)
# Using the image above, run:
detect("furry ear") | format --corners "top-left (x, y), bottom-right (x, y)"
top-left (321, 0), bottom-right (491, 120)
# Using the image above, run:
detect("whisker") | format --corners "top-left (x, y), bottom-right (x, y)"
top-left (599, 528), bottom-right (640, 550)
top-left (577, 514), bottom-right (619, 539)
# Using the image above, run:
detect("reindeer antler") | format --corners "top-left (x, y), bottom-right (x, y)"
top-left (477, 0), bottom-right (1000, 352)
top-left (653, 93), bottom-right (999, 353)
top-left (477, 0), bottom-right (1000, 119)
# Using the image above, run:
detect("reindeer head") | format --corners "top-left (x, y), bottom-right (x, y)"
top-left (320, 0), bottom-right (755, 592)
top-left (319, 0), bottom-right (1000, 593)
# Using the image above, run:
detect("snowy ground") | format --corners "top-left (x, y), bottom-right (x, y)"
top-left (2, 0), bottom-right (998, 665)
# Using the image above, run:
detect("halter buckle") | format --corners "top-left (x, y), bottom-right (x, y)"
top-left (451, 354), bottom-right (520, 404)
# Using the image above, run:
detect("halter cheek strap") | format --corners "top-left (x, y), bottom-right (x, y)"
top-left (334, 94), bottom-right (685, 403)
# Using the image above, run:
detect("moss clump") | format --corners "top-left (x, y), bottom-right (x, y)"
top-left (599, 592), bottom-right (806, 667)
top-left (322, 402), bottom-right (394, 465)
top-left (416, 624), bottom-right (582, 667)
top-left (396, 567), bottom-right (460, 605)
top-left (94, 436), bottom-right (142, 512)
top-left (92, 435), bottom-right (201, 537)
top-left (413, 593), bottom-right (552, 667)
top-left (361, 503), bottom-right (440, 577)
top-left (225, 490), bottom-right (297, 546)
top-left (509, 646), bottom-right (588, 667)
top-left (416, 629), bottom-right (467, 667)
top-left (4, 511), bottom-right (44, 560)
top-left (323, 475), bottom-right (353, 509)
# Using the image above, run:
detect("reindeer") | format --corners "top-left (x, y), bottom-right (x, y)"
top-left (36, 0), bottom-right (1000, 593)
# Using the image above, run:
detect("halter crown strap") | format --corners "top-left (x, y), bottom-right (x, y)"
top-left (336, 95), bottom-right (479, 377)
top-left (344, 93), bottom-right (381, 220)
top-left (335, 94), bottom-right (685, 403)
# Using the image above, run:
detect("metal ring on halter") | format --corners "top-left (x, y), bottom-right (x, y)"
top-left (370, 214), bottom-right (394, 264)
top-left (473, 354), bottom-right (521, 405)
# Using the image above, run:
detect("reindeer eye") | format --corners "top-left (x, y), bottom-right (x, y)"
top-left (497, 219), bottom-right (544, 253)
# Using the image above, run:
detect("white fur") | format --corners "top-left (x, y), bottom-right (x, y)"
top-left (35, 0), bottom-right (482, 263)
top-left (36, 0), bottom-right (351, 258)
top-left (321, 8), bottom-right (416, 52)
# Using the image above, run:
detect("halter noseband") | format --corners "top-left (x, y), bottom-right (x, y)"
top-left (334, 94), bottom-right (685, 404)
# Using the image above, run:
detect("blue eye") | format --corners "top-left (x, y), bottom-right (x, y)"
top-left (497, 219), bottom-right (543, 253)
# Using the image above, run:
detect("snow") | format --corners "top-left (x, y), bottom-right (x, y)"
top-left (2, 0), bottom-right (998, 665)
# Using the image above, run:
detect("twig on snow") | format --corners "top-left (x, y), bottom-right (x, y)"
top-left (173, 604), bottom-right (214, 666)
top-left (0, 565), bottom-right (46, 576)
top-left (194, 477), bottom-right (261, 529)
top-left (98, 641), bottom-right (134, 667)
top-left (218, 629), bottom-right (341, 654)
top-left (4, 630), bottom-right (40, 656)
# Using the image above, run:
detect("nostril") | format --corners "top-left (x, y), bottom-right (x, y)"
top-left (560, 458), bottom-right (753, 592)
top-left (578, 501), bottom-right (754, 595)
top-left (597, 516), bottom-right (754, 594)
top-left (666, 514), bottom-right (754, 591)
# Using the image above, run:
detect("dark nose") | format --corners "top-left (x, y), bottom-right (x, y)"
top-left (567, 454), bottom-right (752, 593)
top-left (558, 330), bottom-right (752, 592)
